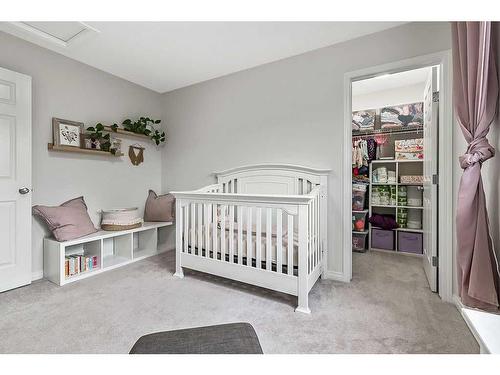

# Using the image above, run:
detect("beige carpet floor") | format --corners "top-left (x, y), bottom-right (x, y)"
top-left (0, 250), bottom-right (478, 353)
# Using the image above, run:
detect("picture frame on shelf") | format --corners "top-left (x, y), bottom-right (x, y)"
top-left (52, 117), bottom-right (84, 148)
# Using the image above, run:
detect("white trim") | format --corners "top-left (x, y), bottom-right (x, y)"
top-left (342, 50), bottom-right (454, 302)
top-left (453, 294), bottom-right (464, 310)
top-left (3, 22), bottom-right (100, 48)
top-left (31, 270), bottom-right (43, 281)
top-left (323, 270), bottom-right (348, 282)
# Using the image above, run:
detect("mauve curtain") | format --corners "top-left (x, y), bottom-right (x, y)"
top-left (453, 21), bottom-right (500, 309)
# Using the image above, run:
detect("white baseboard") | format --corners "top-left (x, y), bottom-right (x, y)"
top-left (323, 270), bottom-right (349, 282)
top-left (453, 294), bottom-right (464, 310)
top-left (32, 270), bottom-right (43, 281)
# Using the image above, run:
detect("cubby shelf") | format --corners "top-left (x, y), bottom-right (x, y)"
top-left (44, 222), bottom-right (172, 286)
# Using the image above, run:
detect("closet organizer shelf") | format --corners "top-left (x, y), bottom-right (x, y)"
top-left (43, 222), bottom-right (172, 286)
top-left (368, 159), bottom-right (424, 255)
top-left (352, 125), bottom-right (423, 137)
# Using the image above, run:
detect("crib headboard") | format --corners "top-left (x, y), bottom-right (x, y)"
top-left (214, 164), bottom-right (330, 195)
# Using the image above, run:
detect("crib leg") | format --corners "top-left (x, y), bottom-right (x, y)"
top-left (295, 295), bottom-right (310, 314)
top-left (174, 263), bottom-right (184, 278)
top-left (174, 201), bottom-right (184, 279)
top-left (295, 281), bottom-right (310, 314)
top-left (174, 241), bottom-right (184, 278)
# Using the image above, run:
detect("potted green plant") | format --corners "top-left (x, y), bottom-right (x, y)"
top-left (122, 117), bottom-right (166, 145)
top-left (86, 123), bottom-right (111, 151)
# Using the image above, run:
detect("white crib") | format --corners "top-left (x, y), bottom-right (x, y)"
top-left (171, 164), bottom-right (329, 313)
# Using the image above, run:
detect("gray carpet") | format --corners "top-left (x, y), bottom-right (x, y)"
top-left (0, 250), bottom-right (478, 353)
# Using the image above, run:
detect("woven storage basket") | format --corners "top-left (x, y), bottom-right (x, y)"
top-left (101, 207), bottom-right (143, 231)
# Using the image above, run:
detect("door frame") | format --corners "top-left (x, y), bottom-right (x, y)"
top-left (341, 50), bottom-right (454, 302)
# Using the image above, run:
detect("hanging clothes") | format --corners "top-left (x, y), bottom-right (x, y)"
top-left (367, 138), bottom-right (377, 161)
top-left (352, 139), bottom-right (371, 168)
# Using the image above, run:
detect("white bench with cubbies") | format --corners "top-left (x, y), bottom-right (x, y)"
top-left (44, 222), bottom-right (172, 286)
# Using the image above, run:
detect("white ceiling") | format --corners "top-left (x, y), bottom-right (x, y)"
top-left (352, 67), bottom-right (431, 96)
top-left (0, 21), bottom-right (404, 93)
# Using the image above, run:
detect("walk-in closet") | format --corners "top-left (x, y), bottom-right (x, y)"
top-left (351, 66), bottom-right (440, 291)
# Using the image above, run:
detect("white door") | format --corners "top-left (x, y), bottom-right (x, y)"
top-left (422, 66), bottom-right (438, 292)
top-left (0, 66), bottom-right (32, 292)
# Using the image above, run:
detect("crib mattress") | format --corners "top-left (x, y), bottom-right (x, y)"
top-left (185, 223), bottom-right (298, 267)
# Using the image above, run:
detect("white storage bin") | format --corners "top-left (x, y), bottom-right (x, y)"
top-left (407, 186), bottom-right (423, 207)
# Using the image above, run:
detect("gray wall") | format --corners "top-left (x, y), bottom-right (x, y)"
top-left (0, 31), bottom-right (164, 278)
top-left (160, 22), bottom-right (454, 276)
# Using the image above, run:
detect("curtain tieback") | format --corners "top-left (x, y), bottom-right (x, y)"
top-left (459, 137), bottom-right (495, 169)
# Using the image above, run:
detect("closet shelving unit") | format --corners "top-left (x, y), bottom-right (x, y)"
top-left (352, 125), bottom-right (424, 253)
top-left (368, 159), bottom-right (424, 255)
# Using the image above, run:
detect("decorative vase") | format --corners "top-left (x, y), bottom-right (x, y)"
top-left (84, 138), bottom-right (92, 149)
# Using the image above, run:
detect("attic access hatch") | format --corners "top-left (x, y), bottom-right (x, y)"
top-left (6, 22), bottom-right (99, 47)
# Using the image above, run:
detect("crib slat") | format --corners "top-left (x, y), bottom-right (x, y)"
top-left (266, 208), bottom-right (272, 271)
top-left (316, 196), bottom-right (320, 266)
top-left (246, 206), bottom-right (252, 267)
top-left (191, 203), bottom-right (196, 255)
top-left (198, 204), bottom-right (203, 256)
top-left (313, 198), bottom-right (318, 269)
top-left (237, 208), bottom-right (243, 265)
top-left (312, 200), bottom-right (315, 271)
top-left (276, 209), bottom-right (282, 274)
top-left (212, 204), bottom-right (217, 260)
top-left (205, 204), bottom-right (210, 258)
top-left (221, 205), bottom-right (226, 261)
top-left (256, 208), bottom-right (262, 269)
top-left (302, 179), bottom-right (307, 194)
top-left (183, 205), bottom-right (188, 253)
top-left (229, 206), bottom-right (235, 263)
top-left (309, 201), bottom-right (313, 273)
top-left (287, 215), bottom-right (293, 275)
top-left (313, 198), bottom-right (316, 269)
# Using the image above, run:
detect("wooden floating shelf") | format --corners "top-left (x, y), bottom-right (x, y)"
top-left (103, 126), bottom-right (151, 140)
top-left (47, 143), bottom-right (124, 157)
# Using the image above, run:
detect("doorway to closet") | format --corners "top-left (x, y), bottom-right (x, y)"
top-left (350, 65), bottom-right (439, 292)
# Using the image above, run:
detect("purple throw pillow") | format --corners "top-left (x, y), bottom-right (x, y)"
top-left (32, 196), bottom-right (98, 242)
top-left (144, 190), bottom-right (175, 222)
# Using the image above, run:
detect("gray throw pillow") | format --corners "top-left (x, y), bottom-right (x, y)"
top-left (32, 196), bottom-right (98, 242)
top-left (144, 190), bottom-right (175, 222)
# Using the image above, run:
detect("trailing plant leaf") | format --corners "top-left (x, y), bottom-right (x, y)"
top-left (121, 116), bottom-right (165, 145)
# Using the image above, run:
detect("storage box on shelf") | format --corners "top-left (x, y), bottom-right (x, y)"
top-left (368, 159), bottom-right (424, 255)
top-left (397, 231), bottom-right (423, 254)
top-left (44, 222), bottom-right (172, 286)
top-left (352, 210), bottom-right (368, 232)
top-left (352, 231), bottom-right (368, 252)
top-left (352, 182), bottom-right (369, 252)
top-left (371, 228), bottom-right (394, 251)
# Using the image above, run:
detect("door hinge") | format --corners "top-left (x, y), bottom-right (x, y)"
top-left (432, 256), bottom-right (438, 267)
top-left (432, 174), bottom-right (439, 185)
